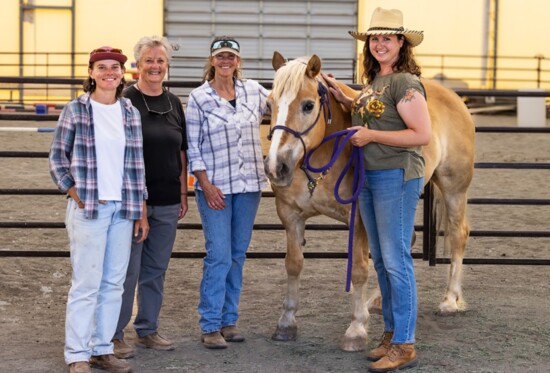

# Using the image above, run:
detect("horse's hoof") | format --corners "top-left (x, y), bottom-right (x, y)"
top-left (272, 326), bottom-right (298, 341)
top-left (437, 298), bottom-right (466, 316)
top-left (340, 336), bottom-right (366, 352)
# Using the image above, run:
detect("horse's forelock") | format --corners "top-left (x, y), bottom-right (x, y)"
top-left (271, 58), bottom-right (311, 103)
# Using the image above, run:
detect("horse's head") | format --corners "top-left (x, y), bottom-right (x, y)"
top-left (264, 51), bottom-right (331, 187)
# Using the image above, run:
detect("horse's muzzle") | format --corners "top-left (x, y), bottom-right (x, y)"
top-left (264, 156), bottom-right (293, 187)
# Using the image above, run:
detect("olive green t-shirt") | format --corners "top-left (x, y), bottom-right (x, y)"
top-left (351, 72), bottom-right (426, 181)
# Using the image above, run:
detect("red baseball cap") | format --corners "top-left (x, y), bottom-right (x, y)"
top-left (89, 46), bottom-right (128, 64)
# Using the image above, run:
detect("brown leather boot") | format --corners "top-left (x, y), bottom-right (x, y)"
top-left (89, 354), bottom-right (132, 373)
top-left (201, 331), bottom-right (228, 349)
top-left (367, 331), bottom-right (393, 362)
top-left (68, 361), bottom-right (91, 373)
top-left (221, 326), bottom-right (245, 342)
top-left (113, 338), bottom-right (135, 359)
top-left (137, 332), bottom-right (175, 351)
top-left (368, 343), bottom-right (417, 372)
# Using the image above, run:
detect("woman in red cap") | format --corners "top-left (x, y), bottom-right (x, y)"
top-left (49, 46), bottom-right (148, 373)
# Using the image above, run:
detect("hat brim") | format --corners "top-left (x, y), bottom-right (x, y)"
top-left (349, 30), bottom-right (423, 47)
top-left (89, 52), bottom-right (128, 64)
top-left (211, 47), bottom-right (240, 57)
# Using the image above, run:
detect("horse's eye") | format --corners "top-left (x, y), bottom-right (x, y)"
top-left (302, 101), bottom-right (315, 113)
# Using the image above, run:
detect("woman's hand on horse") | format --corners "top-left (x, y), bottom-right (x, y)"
top-left (321, 73), bottom-right (352, 109)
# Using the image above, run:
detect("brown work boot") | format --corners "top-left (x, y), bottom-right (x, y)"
top-left (201, 331), bottom-right (228, 349)
top-left (136, 332), bottom-right (175, 351)
top-left (113, 338), bottom-right (135, 359)
top-left (367, 331), bottom-right (394, 362)
top-left (368, 343), bottom-right (417, 372)
top-left (221, 325), bottom-right (245, 342)
top-left (68, 361), bottom-right (91, 373)
top-left (89, 354), bottom-right (132, 373)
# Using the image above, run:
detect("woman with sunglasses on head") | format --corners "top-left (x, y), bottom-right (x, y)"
top-left (186, 36), bottom-right (269, 349)
top-left (49, 46), bottom-right (148, 373)
top-left (111, 35), bottom-right (188, 359)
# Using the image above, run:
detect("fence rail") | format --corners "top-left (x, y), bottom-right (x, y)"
top-left (0, 83), bottom-right (548, 265)
top-left (3, 51), bottom-right (550, 104)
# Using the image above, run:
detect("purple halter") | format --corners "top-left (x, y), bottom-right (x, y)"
top-left (267, 79), bottom-right (365, 292)
top-left (267, 81), bottom-right (332, 189)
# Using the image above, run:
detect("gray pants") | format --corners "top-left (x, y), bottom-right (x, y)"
top-left (114, 203), bottom-right (180, 339)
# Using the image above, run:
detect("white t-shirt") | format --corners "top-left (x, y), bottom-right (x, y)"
top-left (91, 98), bottom-right (125, 201)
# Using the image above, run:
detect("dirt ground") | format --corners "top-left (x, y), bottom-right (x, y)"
top-left (1, 114), bottom-right (549, 373)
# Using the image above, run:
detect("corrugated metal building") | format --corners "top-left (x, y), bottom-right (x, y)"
top-left (164, 0), bottom-right (357, 83)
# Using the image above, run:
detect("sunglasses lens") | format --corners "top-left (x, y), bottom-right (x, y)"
top-left (211, 40), bottom-right (240, 52)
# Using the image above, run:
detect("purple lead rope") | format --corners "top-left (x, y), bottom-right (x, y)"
top-left (304, 129), bottom-right (365, 292)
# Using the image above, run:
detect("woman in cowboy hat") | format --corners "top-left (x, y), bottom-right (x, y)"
top-left (324, 7), bottom-right (431, 373)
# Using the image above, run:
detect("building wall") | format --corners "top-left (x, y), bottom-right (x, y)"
top-left (358, 0), bottom-right (550, 89)
top-left (0, 0), bottom-right (163, 102)
top-left (1, 0), bottom-right (549, 91)
top-left (0, 0), bottom-right (163, 78)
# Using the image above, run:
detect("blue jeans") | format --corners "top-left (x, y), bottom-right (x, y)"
top-left (358, 169), bottom-right (423, 344)
top-left (196, 190), bottom-right (261, 334)
top-left (64, 200), bottom-right (133, 364)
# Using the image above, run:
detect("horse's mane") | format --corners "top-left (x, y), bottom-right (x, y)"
top-left (271, 57), bottom-right (310, 102)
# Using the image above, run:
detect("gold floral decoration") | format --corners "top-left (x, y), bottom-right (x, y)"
top-left (367, 99), bottom-right (385, 118)
top-left (353, 98), bottom-right (385, 126)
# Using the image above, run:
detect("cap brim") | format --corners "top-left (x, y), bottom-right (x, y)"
top-left (211, 47), bottom-right (240, 57)
top-left (89, 52), bottom-right (128, 64)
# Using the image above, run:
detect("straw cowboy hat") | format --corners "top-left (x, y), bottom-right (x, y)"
top-left (349, 7), bottom-right (424, 47)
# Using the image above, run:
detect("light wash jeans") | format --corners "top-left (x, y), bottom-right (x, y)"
top-left (64, 199), bottom-right (133, 364)
top-left (115, 203), bottom-right (180, 340)
top-left (195, 190), bottom-right (261, 334)
top-left (358, 169), bottom-right (423, 344)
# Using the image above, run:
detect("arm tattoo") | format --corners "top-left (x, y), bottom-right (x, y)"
top-left (400, 88), bottom-right (417, 103)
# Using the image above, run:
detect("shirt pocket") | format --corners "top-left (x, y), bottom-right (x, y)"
top-left (240, 102), bottom-right (259, 124)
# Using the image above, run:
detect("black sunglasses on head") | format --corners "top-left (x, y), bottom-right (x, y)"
top-left (210, 39), bottom-right (240, 52)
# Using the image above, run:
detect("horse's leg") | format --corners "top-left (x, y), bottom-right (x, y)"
top-left (341, 212), bottom-right (370, 351)
top-left (437, 187), bottom-right (470, 315)
top-left (272, 205), bottom-right (305, 341)
top-left (366, 287), bottom-right (382, 315)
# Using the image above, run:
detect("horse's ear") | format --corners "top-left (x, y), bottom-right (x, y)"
top-left (306, 54), bottom-right (321, 79)
top-left (272, 51), bottom-right (286, 71)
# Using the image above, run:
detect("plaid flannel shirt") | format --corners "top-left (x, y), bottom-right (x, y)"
top-left (49, 92), bottom-right (147, 220)
top-left (186, 79), bottom-right (269, 194)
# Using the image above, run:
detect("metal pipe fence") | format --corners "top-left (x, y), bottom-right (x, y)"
top-left (2, 52), bottom-right (550, 104)
top-left (0, 80), bottom-right (549, 265)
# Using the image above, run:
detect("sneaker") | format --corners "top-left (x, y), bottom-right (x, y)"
top-left (113, 338), bottom-right (135, 359)
top-left (201, 331), bottom-right (227, 349)
top-left (68, 361), bottom-right (91, 373)
top-left (89, 354), bottom-right (132, 373)
top-left (221, 326), bottom-right (245, 342)
top-left (368, 343), bottom-right (418, 373)
top-left (367, 331), bottom-right (393, 362)
top-left (136, 332), bottom-right (175, 351)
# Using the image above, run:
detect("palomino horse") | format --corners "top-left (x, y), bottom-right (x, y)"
top-left (264, 51), bottom-right (475, 352)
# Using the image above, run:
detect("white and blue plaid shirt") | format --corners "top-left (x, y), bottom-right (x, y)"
top-left (186, 79), bottom-right (269, 194)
